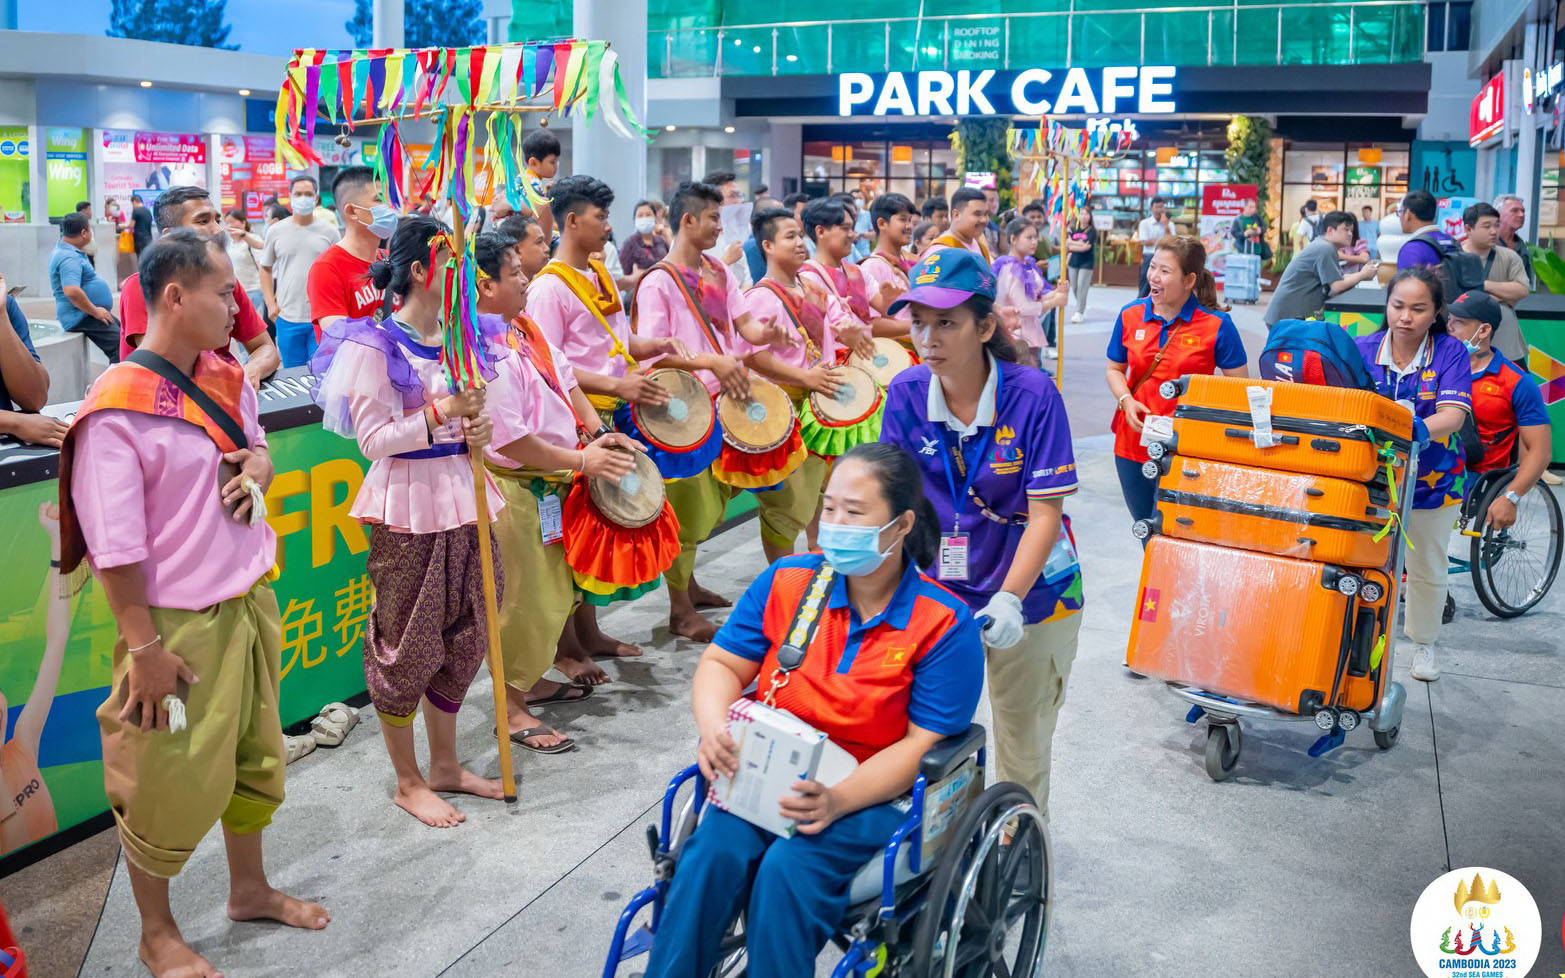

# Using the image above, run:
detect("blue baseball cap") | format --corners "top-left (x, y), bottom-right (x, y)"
top-left (887, 246), bottom-right (996, 315)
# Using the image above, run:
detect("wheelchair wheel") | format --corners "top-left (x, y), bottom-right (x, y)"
top-left (909, 782), bottom-right (1049, 978)
top-left (709, 911), bottom-right (746, 978)
top-left (1470, 478), bottom-right (1564, 618)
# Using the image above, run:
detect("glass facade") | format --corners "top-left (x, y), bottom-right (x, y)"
top-left (1281, 144), bottom-right (1410, 243)
top-left (801, 140), bottom-right (959, 202)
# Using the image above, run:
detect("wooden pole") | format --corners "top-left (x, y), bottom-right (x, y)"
top-left (445, 106), bottom-right (518, 804)
top-left (1055, 153), bottom-right (1069, 390)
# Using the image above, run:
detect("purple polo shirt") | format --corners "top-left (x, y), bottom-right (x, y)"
top-left (1397, 229), bottom-right (1452, 271)
top-left (1353, 330), bottom-right (1472, 509)
top-left (879, 358), bottom-right (1082, 624)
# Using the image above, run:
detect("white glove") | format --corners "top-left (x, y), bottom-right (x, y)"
top-left (977, 592), bottom-right (1025, 650)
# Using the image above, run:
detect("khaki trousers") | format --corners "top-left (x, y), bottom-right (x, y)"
top-left (984, 613), bottom-right (1081, 818)
top-left (1402, 503), bottom-right (1457, 646)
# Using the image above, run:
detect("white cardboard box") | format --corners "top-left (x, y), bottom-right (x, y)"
top-left (707, 699), bottom-right (859, 838)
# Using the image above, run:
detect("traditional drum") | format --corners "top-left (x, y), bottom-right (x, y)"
top-left (563, 448), bottom-right (682, 605)
top-left (712, 375), bottom-right (806, 490)
top-left (800, 363), bottom-right (885, 459)
top-left (616, 368), bottom-right (721, 479)
top-left (849, 336), bottom-right (918, 389)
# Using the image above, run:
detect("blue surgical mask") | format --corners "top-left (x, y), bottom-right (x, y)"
top-left (1463, 338), bottom-right (1481, 354)
top-left (818, 518), bottom-right (898, 577)
top-left (366, 203), bottom-right (399, 240)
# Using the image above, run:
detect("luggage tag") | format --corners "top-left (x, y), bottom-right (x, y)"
top-left (1139, 415), bottom-right (1173, 448)
top-left (938, 535), bottom-right (970, 581)
top-left (539, 493), bottom-right (564, 545)
top-left (1042, 530), bottom-right (1080, 585)
top-left (1247, 386), bottom-right (1277, 449)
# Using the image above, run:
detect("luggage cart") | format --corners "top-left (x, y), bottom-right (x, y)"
top-left (1149, 440), bottom-right (1419, 781)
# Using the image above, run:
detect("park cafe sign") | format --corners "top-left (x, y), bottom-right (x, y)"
top-left (837, 66), bottom-right (1179, 117)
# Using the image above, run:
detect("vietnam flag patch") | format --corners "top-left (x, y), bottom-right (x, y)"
top-left (1139, 587), bottom-right (1161, 622)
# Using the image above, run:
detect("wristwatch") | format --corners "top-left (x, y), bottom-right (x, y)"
top-left (1503, 489), bottom-right (1522, 506)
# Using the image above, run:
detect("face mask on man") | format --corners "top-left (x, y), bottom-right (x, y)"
top-left (635, 216), bottom-right (656, 234)
top-left (290, 194), bottom-right (316, 216)
top-left (816, 518), bottom-right (899, 576)
top-left (362, 203), bottom-right (399, 240)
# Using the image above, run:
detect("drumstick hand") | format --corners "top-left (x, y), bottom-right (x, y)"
top-left (581, 433), bottom-right (642, 479)
top-left (709, 356), bottom-right (752, 400)
top-left (840, 325), bottom-right (876, 359)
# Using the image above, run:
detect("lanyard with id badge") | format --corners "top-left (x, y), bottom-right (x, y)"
top-left (937, 423), bottom-right (993, 582)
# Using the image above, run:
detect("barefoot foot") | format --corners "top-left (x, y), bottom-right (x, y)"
top-left (669, 608), bottom-right (719, 643)
top-left (689, 580), bottom-right (732, 610)
top-left (581, 631), bottom-right (643, 658)
top-left (139, 928), bottom-right (222, 978)
top-left (393, 782), bottom-right (466, 827)
top-left (555, 656), bottom-right (611, 686)
top-left (427, 764), bottom-right (506, 800)
top-left (227, 886), bottom-right (330, 930)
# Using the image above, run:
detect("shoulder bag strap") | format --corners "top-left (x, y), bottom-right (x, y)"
top-left (762, 563), bottom-right (837, 707)
top-left (1124, 321), bottom-right (1182, 398)
top-left (126, 348), bottom-right (249, 450)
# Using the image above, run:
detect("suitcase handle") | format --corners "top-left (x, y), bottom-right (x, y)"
top-left (1176, 516), bottom-right (1194, 526)
top-left (1224, 426), bottom-right (1300, 446)
top-left (1310, 438), bottom-right (1342, 453)
top-left (1305, 488), bottom-right (1324, 497)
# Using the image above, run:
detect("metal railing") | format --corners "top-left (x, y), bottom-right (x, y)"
top-left (648, 1), bottom-right (1427, 78)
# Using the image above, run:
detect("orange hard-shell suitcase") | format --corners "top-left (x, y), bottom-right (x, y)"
top-left (1144, 457), bottom-right (1396, 568)
top-left (1126, 537), bottom-right (1391, 715)
top-left (1156, 375), bottom-right (1413, 484)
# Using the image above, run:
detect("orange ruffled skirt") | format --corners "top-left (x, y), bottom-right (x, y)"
top-left (562, 477), bottom-right (682, 606)
top-left (713, 422), bottom-right (807, 490)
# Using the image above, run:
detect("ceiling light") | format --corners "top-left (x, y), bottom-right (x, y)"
top-left (238, 88), bottom-right (251, 96)
top-left (665, 124), bottom-right (677, 131)
top-left (724, 126), bottom-right (735, 133)
top-left (752, 45), bottom-right (761, 53)
top-left (733, 38), bottom-right (742, 46)
top-left (785, 54), bottom-right (798, 62)
top-left (139, 80), bottom-right (152, 88)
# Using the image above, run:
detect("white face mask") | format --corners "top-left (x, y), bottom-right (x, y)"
top-left (635, 216), bottom-right (656, 234)
top-left (290, 194), bottom-right (316, 216)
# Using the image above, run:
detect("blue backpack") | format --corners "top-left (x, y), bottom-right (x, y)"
top-left (1259, 319), bottom-right (1375, 391)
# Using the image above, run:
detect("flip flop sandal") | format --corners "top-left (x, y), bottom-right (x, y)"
top-left (528, 681), bottom-right (594, 706)
top-left (310, 702), bottom-right (361, 748)
top-left (510, 727), bottom-right (576, 754)
top-left (284, 734), bottom-right (317, 764)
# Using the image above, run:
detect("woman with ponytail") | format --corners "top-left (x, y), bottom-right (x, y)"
top-left (644, 441), bottom-right (983, 978)
top-left (310, 215), bottom-right (510, 828)
top-left (877, 246), bottom-right (1084, 823)
top-left (1105, 233), bottom-right (1249, 523)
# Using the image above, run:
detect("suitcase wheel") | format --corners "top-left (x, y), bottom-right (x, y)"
top-left (1337, 709), bottom-right (1361, 731)
top-left (1204, 723), bottom-right (1242, 781)
top-left (1323, 567), bottom-right (1363, 597)
top-left (1146, 439), bottom-right (1169, 461)
top-left (1359, 580), bottom-right (1384, 604)
top-left (1132, 512), bottom-right (1163, 540)
top-left (1141, 457), bottom-right (1168, 480)
top-left (1158, 379), bottom-right (1182, 400)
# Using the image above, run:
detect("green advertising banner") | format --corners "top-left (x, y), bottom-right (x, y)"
top-left (0, 126), bottom-right (30, 222)
top-left (45, 128), bottom-right (90, 220)
top-left (0, 422), bottom-right (371, 863)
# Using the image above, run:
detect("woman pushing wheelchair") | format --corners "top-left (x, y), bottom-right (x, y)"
top-left (642, 442), bottom-right (985, 978)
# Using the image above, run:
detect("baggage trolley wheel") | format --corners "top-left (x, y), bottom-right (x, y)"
top-left (1336, 709), bottom-right (1360, 732)
top-left (1373, 726), bottom-right (1399, 751)
top-left (1204, 722), bottom-right (1241, 781)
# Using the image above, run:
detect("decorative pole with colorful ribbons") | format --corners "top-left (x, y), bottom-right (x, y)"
top-left (277, 40), bottom-right (651, 804)
top-left (1009, 118), bottom-right (1138, 388)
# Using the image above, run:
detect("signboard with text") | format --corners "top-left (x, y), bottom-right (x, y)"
top-left (838, 66), bottom-right (1178, 117)
top-left (45, 128), bottom-right (89, 220)
top-left (1470, 73), bottom-right (1506, 146)
top-left (0, 126), bottom-right (29, 223)
top-left (99, 129), bottom-right (208, 204)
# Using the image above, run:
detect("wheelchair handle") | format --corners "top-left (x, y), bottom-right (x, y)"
top-left (1459, 529), bottom-right (1482, 538)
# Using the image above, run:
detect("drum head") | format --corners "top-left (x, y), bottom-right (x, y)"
top-left (849, 337), bottom-right (915, 389)
top-left (631, 369), bottom-right (715, 451)
top-left (810, 364), bottom-right (880, 426)
top-left (719, 376), bottom-right (796, 453)
top-left (588, 449), bottom-right (667, 529)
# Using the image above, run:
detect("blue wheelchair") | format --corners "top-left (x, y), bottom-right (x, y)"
top-left (1446, 466), bottom-right (1563, 618)
top-left (602, 724), bottom-right (1051, 978)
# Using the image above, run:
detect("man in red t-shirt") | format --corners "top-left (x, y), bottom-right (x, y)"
top-left (308, 166), bottom-right (395, 337)
top-left (118, 186), bottom-right (280, 388)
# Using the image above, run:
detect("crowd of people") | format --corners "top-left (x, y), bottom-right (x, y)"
top-left (0, 150), bottom-right (1550, 978)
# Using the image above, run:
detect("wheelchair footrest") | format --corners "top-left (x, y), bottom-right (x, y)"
top-left (620, 925), bottom-right (654, 961)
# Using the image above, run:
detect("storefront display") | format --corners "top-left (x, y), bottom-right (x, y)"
top-left (0, 127), bottom-right (30, 223)
top-left (98, 129), bottom-right (207, 214)
top-left (45, 128), bottom-right (90, 220)
top-left (219, 135), bottom-right (294, 221)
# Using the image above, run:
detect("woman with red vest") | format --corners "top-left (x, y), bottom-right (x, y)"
top-left (1105, 235), bottom-right (1249, 523)
top-left (643, 442), bottom-right (983, 978)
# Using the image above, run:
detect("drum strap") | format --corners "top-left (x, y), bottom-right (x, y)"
top-left (762, 563), bottom-right (837, 708)
top-left (535, 260), bottom-right (639, 370)
top-left (511, 316), bottom-right (592, 444)
top-left (758, 279), bottom-right (824, 364)
top-left (649, 259), bottom-right (731, 356)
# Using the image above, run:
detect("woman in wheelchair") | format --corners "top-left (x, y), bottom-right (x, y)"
top-left (642, 442), bottom-right (984, 978)
top-left (1446, 289), bottom-right (1553, 531)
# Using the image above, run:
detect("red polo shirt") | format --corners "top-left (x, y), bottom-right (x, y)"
top-left (118, 272), bottom-right (269, 361)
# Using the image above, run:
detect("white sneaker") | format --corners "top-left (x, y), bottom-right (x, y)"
top-left (1070, 312), bottom-right (1084, 324)
top-left (1542, 469), bottom-right (1562, 486)
top-left (1044, 346), bottom-right (1059, 359)
top-left (1409, 644), bottom-right (1440, 682)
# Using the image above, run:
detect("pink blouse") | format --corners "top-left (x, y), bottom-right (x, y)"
top-left (527, 263), bottom-right (634, 381)
top-left (995, 260), bottom-right (1050, 351)
top-left (486, 337), bottom-right (583, 465)
top-left (742, 279), bottom-right (850, 373)
top-left (634, 263), bottom-right (748, 396)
